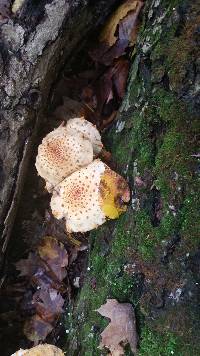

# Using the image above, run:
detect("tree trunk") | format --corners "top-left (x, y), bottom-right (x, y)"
top-left (67, 0), bottom-right (200, 354)
top-left (0, 0), bottom-right (117, 258)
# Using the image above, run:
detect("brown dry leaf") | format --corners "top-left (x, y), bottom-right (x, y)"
top-left (81, 86), bottom-right (97, 110)
top-left (118, 2), bottom-right (144, 46)
top-left (33, 288), bottom-right (64, 323)
top-left (90, 34), bottom-right (128, 66)
top-left (24, 314), bottom-right (53, 343)
top-left (112, 58), bottom-right (130, 99)
top-left (97, 299), bottom-right (137, 355)
top-left (90, 0), bottom-right (143, 65)
top-left (100, 0), bottom-right (141, 46)
top-left (38, 236), bottom-right (68, 281)
top-left (95, 69), bottom-right (113, 113)
top-left (95, 58), bottom-right (129, 118)
top-left (11, 344), bottom-right (64, 356)
top-left (15, 252), bottom-right (42, 278)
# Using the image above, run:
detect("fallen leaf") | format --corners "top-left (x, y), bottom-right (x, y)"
top-left (95, 59), bottom-right (129, 117)
top-left (90, 0), bottom-right (143, 65)
top-left (24, 314), bottom-right (53, 343)
top-left (11, 344), bottom-right (64, 356)
top-left (97, 299), bottom-right (137, 355)
top-left (100, 0), bottom-right (141, 46)
top-left (90, 37), bottom-right (128, 66)
top-left (112, 58), bottom-right (130, 99)
top-left (15, 252), bottom-right (42, 278)
top-left (38, 236), bottom-right (68, 281)
top-left (33, 288), bottom-right (64, 323)
top-left (95, 69), bottom-right (113, 113)
top-left (32, 268), bottom-right (64, 292)
top-left (118, 4), bottom-right (143, 46)
top-left (81, 86), bottom-right (97, 110)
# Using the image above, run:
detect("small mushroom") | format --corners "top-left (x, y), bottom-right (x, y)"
top-left (50, 159), bottom-right (130, 233)
top-left (35, 125), bottom-right (94, 191)
top-left (11, 344), bottom-right (64, 356)
top-left (65, 117), bottom-right (103, 155)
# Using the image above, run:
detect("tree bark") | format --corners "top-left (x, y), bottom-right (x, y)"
top-left (0, 0), bottom-right (117, 257)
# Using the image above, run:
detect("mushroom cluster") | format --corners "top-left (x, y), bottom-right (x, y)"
top-left (35, 118), bottom-right (102, 192)
top-left (36, 117), bottom-right (130, 233)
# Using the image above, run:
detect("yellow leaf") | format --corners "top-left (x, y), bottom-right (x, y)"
top-left (100, 0), bottom-right (141, 46)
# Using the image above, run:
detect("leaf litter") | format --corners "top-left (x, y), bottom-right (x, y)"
top-left (15, 236), bottom-right (68, 343)
top-left (55, 0), bottom-right (143, 130)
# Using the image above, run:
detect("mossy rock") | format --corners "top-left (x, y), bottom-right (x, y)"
top-left (64, 0), bottom-right (200, 355)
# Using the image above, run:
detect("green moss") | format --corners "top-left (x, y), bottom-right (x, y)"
top-left (155, 129), bottom-right (189, 200)
top-left (139, 327), bottom-right (177, 356)
top-left (63, 1), bottom-right (200, 354)
top-left (134, 211), bottom-right (157, 260)
top-left (139, 326), bottom-right (200, 356)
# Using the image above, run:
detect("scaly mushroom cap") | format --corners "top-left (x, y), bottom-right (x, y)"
top-left (50, 159), bottom-right (130, 233)
top-left (11, 344), bottom-right (64, 356)
top-left (66, 117), bottom-right (103, 156)
top-left (35, 126), bottom-right (93, 190)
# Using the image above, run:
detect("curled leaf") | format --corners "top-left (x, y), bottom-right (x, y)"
top-left (15, 252), bottom-right (41, 278)
top-left (100, 0), bottom-right (142, 47)
top-left (33, 288), bottom-right (64, 323)
top-left (24, 315), bottom-right (53, 343)
top-left (38, 236), bottom-right (68, 281)
top-left (90, 0), bottom-right (143, 65)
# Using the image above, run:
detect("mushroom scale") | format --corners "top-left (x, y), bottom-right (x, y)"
top-left (50, 159), bottom-right (130, 233)
top-left (66, 117), bottom-right (103, 156)
top-left (35, 126), bottom-right (93, 190)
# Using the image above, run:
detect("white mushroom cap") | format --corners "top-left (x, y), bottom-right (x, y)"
top-left (50, 160), bottom-right (106, 232)
top-left (66, 117), bottom-right (103, 156)
top-left (35, 126), bottom-right (93, 190)
top-left (50, 159), bottom-right (130, 233)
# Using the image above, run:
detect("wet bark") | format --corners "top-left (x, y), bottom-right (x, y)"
top-left (0, 0), bottom-right (117, 260)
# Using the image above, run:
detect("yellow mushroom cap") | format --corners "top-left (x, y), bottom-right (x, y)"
top-left (11, 344), bottom-right (64, 356)
top-left (50, 159), bottom-right (130, 233)
top-left (35, 126), bottom-right (93, 190)
top-left (66, 117), bottom-right (103, 156)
